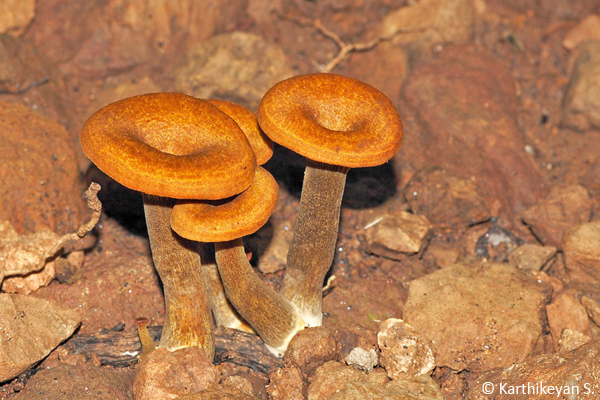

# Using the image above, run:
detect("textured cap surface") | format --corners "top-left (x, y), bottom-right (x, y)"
top-left (171, 167), bottom-right (278, 242)
top-left (257, 73), bottom-right (403, 168)
top-left (80, 93), bottom-right (256, 200)
top-left (208, 99), bottom-right (273, 165)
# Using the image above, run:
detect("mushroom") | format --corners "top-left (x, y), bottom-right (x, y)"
top-left (257, 73), bottom-right (403, 327)
top-left (172, 167), bottom-right (306, 356)
top-left (189, 99), bottom-right (273, 333)
top-left (80, 93), bottom-right (256, 358)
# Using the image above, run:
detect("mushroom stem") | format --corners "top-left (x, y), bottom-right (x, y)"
top-left (281, 160), bottom-right (349, 327)
top-left (143, 194), bottom-right (214, 359)
top-left (198, 243), bottom-right (255, 333)
top-left (215, 238), bottom-right (306, 357)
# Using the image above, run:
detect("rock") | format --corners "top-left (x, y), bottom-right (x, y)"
top-left (467, 340), bottom-right (600, 399)
top-left (463, 224), bottom-right (523, 262)
top-left (267, 366), bottom-right (305, 400)
top-left (175, 32), bottom-right (293, 111)
top-left (0, 0), bottom-right (35, 36)
top-left (0, 102), bottom-right (85, 235)
top-left (521, 184), bottom-right (592, 247)
top-left (402, 47), bottom-right (544, 219)
top-left (307, 361), bottom-right (388, 400)
top-left (508, 244), bottom-right (557, 272)
top-left (546, 292), bottom-right (590, 349)
top-left (0, 221), bottom-right (58, 294)
top-left (33, 218), bottom-right (164, 333)
top-left (133, 347), bottom-right (219, 400)
top-left (563, 14), bottom-right (600, 50)
top-left (11, 362), bottom-right (134, 400)
top-left (403, 261), bottom-right (550, 373)
top-left (365, 210), bottom-right (432, 260)
top-left (328, 375), bottom-right (445, 400)
top-left (284, 326), bottom-right (341, 377)
top-left (377, 318), bottom-right (435, 380)
top-left (558, 328), bottom-right (591, 352)
top-left (345, 347), bottom-right (378, 372)
top-left (581, 296), bottom-right (600, 327)
top-left (376, 0), bottom-right (475, 55)
top-left (308, 361), bottom-right (444, 400)
top-left (403, 168), bottom-right (491, 229)
top-left (562, 40), bottom-right (600, 130)
top-left (562, 221), bottom-right (600, 283)
top-left (322, 278), bottom-right (405, 334)
top-left (195, 375), bottom-right (256, 400)
top-left (424, 235), bottom-right (460, 269)
top-left (0, 294), bottom-right (81, 382)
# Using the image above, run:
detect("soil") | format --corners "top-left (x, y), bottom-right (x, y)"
top-left (1, 0), bottom-right (600, 399)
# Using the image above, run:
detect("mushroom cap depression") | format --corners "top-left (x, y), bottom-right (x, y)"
top-left (257, 73), bottom-right (403, 168)
top-left (80, 93), bottom-right (256, 200)
top-left (172, 167), bottom-right (278, 243)
top-left (208, 99), bottom-right (273, 165)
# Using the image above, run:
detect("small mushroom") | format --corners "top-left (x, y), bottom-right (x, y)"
top-left (257, 73), bottom-right (403, 327)
top-left (80, 93), bottom-right (256, 358)
top-left (172, 167), bottom-right (306, 356)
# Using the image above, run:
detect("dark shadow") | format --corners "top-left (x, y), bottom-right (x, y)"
top-left (84, 164), bottom-right (148, 237)
top-left (263, 143), bottom-right (399, 209)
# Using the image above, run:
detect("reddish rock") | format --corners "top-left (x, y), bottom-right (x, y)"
top-left (284, 326), bottom-right (341, 377)
top-left (175, 32), bottom-right (293, 111)
top-left (546, 292), bottom-right (590, 349)
top-left (401, 47), bottom-right (544, 219)
top-left (197, 376), bottom-right (256, 400)
top-left (377, 318), bottom-right (435, 380)
top-left (267, 366), bottom-right (306, 400)
top-left (133, 347), bottom-right (219, 400)
top-left (562, 221), bottom-right (600, 283)
top-left (562, 14), bottom-right (600, 50)
top-left (403, 261), bottom-right (551, 373)
top-left (364, 210), bottom-right (432, 260)
top-left (467, 340), bottom-right (600, 399)
top-left (0, 102), bottom-right (85, 235)
top-left (508, 244), bottom-right (557, 272)
top-left (521, 184), bottom-right (592, 247)
top-left (11, 362), bottom-right (134, 400)
top-left (0, 0), bottom-right (35, 36)
top-left (562, 41), bottom-right (600, 130)
top-left (403, 167), bottom-right (491, 229)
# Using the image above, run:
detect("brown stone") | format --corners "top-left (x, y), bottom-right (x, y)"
top-left (175, 32), bottom-right (293, 111)
top-left (0, 294), bottom-right (81, 383)
top-left (546, 292), bottom-right (590, 349)
top-left (508, 244), bottom-right (557, 272)
top-left (284, 326), bottom-right (341, 377)
top-left (133, 347), bottom-right (219, 400)
top-left (562, 41), bottom-right (600, 130)
top-left (403, 261), bottom-right (550, 373)
top-left (404, 168), bottom-right (491, 229)
top-left (267, 366), bottom-right (305, 400)
top-left (0, 102), bottom-right (85, 235)
top-left (581, 296), bottom-right (600, 327)
top-left (562, 14), bottom-right (600, 50)
top-left (377, 318), bottom-right (435, 380)
top-left (467, 340), bottom-right (600, 399)
top-left (365, 210), bottom-right (432, 260)
top-left (562, 221), bottom-right (600, 283)
top-left (11, 362), bottom-right (133, 400)
top-left (522, 184), bottom-right (592, 247)
top-left (402, 47), bottom-right (544, 219)
top-left (0, 0), bottom-right (35, 36)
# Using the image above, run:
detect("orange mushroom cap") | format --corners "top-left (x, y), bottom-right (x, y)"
top-left (171, 167), bottom-right (278, 242)
top-left (207, 99), bottom-right (274, 165)
top-left (80, 93), bottom-right (256, 200)
top-left (257, 73), bottom-right (403, 168)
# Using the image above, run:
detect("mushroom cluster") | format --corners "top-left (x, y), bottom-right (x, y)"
top-left (79, 74), bottom-right (403, 363)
